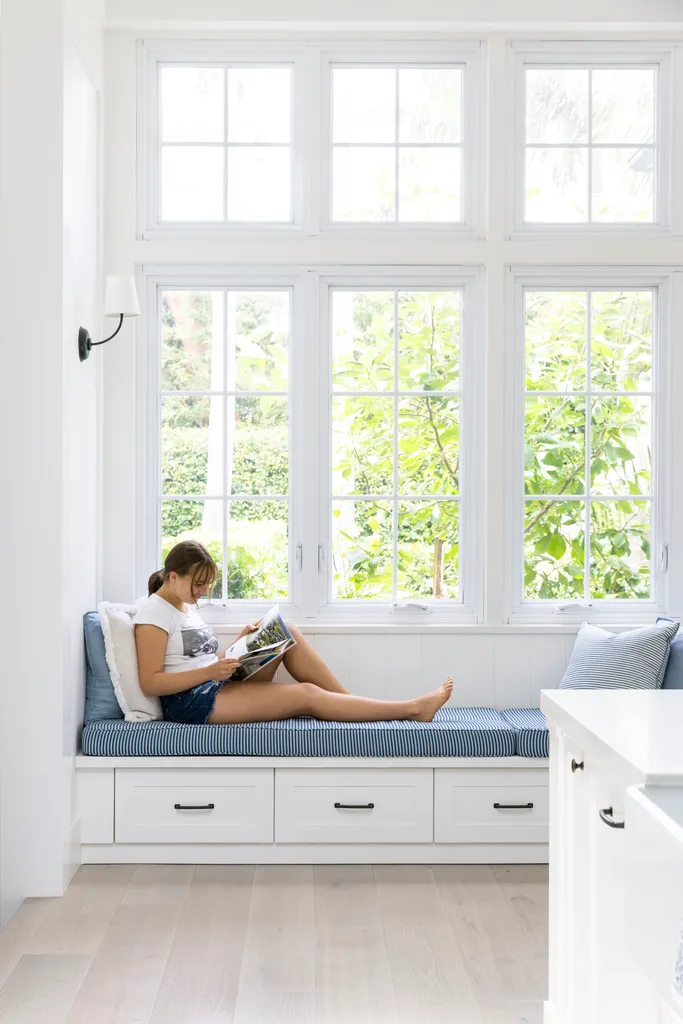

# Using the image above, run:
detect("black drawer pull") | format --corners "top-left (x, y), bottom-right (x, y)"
top-left (493, 802), bottom-right (534, 810)
top-left (174, 803), bottom-right (215, 811)
top-left (599, 806), bottom-right (625, 829)
top-left (334, 802), bottom-right (375, 809)
top-left (571, 759), bottom-right (584, 773)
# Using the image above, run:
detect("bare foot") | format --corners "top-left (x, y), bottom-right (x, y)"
top-left (414, 677), bottom-right (453, 722)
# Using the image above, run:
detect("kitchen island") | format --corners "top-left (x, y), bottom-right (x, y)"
top-left (542, 688), bottom-right (683, 1024)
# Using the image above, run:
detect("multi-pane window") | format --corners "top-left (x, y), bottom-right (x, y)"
top-left (160, 289), bottom-right (291, 600)
top-left (523, 66), bottom-right (657, 224)
top-left (159, 66), bottom-right (292, 223)
top-left (329, 289), bottom-right (461, 602)
top-left (522, 288), bottom-right (655, 602)
top-left (331, 66), bottom-right (463, 223)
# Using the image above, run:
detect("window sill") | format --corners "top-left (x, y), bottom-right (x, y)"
top-left (206, 621), bottom-right (654, 635)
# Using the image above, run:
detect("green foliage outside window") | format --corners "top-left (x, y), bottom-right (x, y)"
top-left (523, 290), bottom-right (653, 601)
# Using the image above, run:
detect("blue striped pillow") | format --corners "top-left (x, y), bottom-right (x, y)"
top-left (560, 620), bottom-right (680, 691)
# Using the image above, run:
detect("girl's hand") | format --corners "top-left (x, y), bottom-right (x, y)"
top-left (207, 657), bottom-right (241, 681)
top-left (236, 620), bottom-right (261, 641)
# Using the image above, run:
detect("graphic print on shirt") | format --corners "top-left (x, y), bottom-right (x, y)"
top-left (181, 626), bottom-right (219, 659)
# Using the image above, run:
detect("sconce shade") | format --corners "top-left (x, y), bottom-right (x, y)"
top-left (104, 275), bottom-right (140, 317)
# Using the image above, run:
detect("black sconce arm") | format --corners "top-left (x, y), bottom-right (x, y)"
top-left (78, 314), bottom-right (124, 362)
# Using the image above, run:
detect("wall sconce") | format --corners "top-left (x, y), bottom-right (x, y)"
top-left (78, 275), bottom-right (140, 362)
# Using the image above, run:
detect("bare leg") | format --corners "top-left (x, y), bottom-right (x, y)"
top-left (282, 624), bottom-right (350, 694)
top-left (209, 676), bottom-right (453, 725)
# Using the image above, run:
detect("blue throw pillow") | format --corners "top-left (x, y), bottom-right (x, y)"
top-left (560, 620), bottom-right (680, 691)
top-left (83, 611), bottom-right (124, 723)
top-left (657, 617), bottom-right (683, 689)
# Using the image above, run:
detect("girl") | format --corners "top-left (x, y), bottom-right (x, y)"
top-left (133, 539), bottom-right (453, 726)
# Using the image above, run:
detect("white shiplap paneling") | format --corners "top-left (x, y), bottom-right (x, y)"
top-left (214, 629), bottom-right (581, 708)
top-left (493, 635), bottom-right (532, 708)
top-left (528, 634), bottom-right (568, 708)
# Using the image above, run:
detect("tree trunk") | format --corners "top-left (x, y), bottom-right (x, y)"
top-left (433, 539), bottom-right (444, 598)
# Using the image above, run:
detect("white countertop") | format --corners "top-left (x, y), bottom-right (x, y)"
top-left (541, 689), bottom-right (683, 784)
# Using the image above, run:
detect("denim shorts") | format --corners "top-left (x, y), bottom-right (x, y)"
top-left (161, 680), bottom-right (224, 725)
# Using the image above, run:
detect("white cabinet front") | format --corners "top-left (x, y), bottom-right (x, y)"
top-left (275, 768), bottom-right (433, 843)
top-left (434, 768), bottom-right (548, 843)
top-left (115, 768), bottom-right (274, 843)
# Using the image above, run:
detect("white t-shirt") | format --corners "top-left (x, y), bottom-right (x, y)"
top-left (133, 593), bottom-right (219, 676)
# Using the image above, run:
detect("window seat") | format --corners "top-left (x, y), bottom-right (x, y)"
top-left (81, 706), bottom-right (548, 758)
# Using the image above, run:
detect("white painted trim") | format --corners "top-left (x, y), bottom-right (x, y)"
top-left (506, 265), bottom-right (674, 624)
top-left (75, 754), bottom-right (549, 769)
top-left (82, 841), bottom-right (548, 864)
top-left (509, 41), bottom-right (675, 239)
top-left (543, 1002), bottom-right (559, 1024)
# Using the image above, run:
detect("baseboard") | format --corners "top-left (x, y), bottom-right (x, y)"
top-left (543, 1001), bottom-right (558, 1024)
top-left (63, 817), bottom-right (82, 889)
top-left (82, 841), bottom-right (549, 865)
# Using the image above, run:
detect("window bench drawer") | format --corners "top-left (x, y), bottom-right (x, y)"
top-left (274, 768), bottom-right (433, 843)
top-left (434, 768), bottom-right (549, 843)
top-left (115, 768), bottom-right (274, 844)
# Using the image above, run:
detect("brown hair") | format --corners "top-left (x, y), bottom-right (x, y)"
top-left (148, 540), bottom-right (219, 599)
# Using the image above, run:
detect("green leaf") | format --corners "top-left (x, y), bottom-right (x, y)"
top-left (547, 533), bottom-right (567, 560)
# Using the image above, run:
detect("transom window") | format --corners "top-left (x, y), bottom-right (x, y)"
top-left (520, 285), bottom-right (657, 605)
top-left (160, 288), bottom-right (291, 601)
top-left (523, 65), bottom-right (657, 224)
top-left (328, 288), bottom-right (462, 602)
top-left (159, 65), bottom-right (292, 223)
top-left (331, 66), bottom-right (463, 223)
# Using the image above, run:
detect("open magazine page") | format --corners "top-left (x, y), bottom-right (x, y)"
top-left (223, 605), bottom-right (296, 682)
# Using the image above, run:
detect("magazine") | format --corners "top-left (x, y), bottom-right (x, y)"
top-left (222, 604), bottom-right (296, 682)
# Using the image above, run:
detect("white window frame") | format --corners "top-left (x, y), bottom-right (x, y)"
top-left (137, 264), bottom-right (312, 624)
top-left (508, 42), bottom-right (675, 240)
top-left (505, 265), bottom-right (673, 625)
top-left (319, 42), bottom-right (485, 239)
top-left (316, 266), bottom-right (484, 624)
top-left (138, 40), bottom-right (311, 240)
top-left (137, 263), bottom-right (484, 625)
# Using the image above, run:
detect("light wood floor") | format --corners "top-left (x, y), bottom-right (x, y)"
top-left (0, 863), bottom-right (548, 1024)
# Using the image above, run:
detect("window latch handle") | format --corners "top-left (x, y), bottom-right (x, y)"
top-left (296, 544), bottom-right (303, 572)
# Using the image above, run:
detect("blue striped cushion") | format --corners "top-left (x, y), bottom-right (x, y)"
top-left (81, 706), bottom-right (518, 758)
top-left (502, 708), bottom-right (548, 758)
top-left (560, 621), bottom-right (680, 691)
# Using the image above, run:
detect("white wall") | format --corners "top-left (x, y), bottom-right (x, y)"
top-left (0, 0), bottom-right (104, 929)
top-left (105, 0), bottom-right (683, 29)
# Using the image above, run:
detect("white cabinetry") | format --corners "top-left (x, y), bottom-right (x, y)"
top-left (543, 690), bottom-right (683, 1024)
top-left (75, 756), bottom-right (549, 864)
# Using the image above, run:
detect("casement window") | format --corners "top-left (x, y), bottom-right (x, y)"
top-left (508, 268), bottom-right (672, 621)
top-left (139, 267), bottom-right (484, 623)
top-left (138, 273), bottom-right (305, 611)
top-left (139, 41), bottom-right (484, 238)
top-left (511, 44), bottom-right (672, 234)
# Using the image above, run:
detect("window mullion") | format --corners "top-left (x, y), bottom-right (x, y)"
top-left (223, 67), bottom-right (229, 222)
top-left (587, 67), bottom-right (593, 224)
top-left (392, 290), bottom-right (399, 602)
top-left (221, 290), bottom-right (228, 603)
top-left (394, 68), bottom-right (400, 223)
top-left (585, 290), bottom-right (592, 603)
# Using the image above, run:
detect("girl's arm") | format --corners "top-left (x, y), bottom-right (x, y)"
top-left (134, 624), bottom-right (239, 697)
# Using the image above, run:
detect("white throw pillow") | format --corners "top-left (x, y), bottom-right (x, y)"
top-left (98, 601), bottom-right (163, 721)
